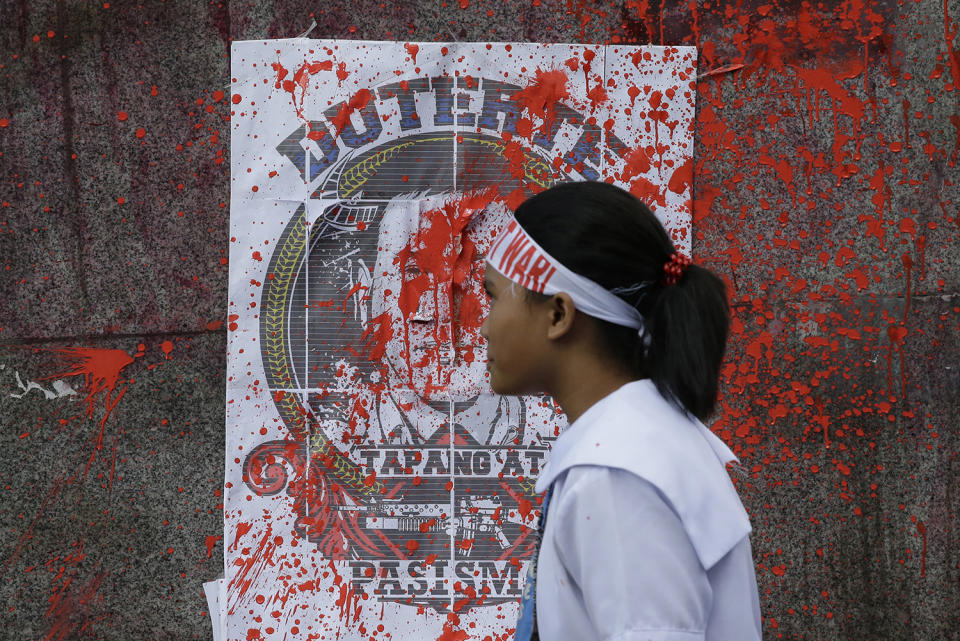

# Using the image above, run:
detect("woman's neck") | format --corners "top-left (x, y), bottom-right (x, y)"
top-left (547, 353), bottom-right (637, 424)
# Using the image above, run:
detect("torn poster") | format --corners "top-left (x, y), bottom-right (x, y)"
top-left (218, 39), bottom-right (695, 641)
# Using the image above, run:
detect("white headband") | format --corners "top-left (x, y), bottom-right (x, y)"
top-left (486, 218), bottom-right (649, 334)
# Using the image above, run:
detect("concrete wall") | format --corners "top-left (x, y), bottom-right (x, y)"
top-left (1, 0), bottom-right (957, 639)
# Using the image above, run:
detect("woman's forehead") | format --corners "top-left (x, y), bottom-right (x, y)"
top-left (483, 262), bottom-right (509, 286)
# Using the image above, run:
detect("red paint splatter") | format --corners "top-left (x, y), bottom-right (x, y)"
top-left (405, 43), bottom-right (419, 63)
top-left (160, 340), bottom-right (173, 359)
top-left (328, 88), bottom-right (372, 139)
top-left (336, 61), bottom-right (350, 83)
top-left (436, 614), bottom-right (469, 641)
top-left (271, 60), bottom-right (334, 120)
top-left (227, 524), bottom-right (279, 613)
top-left (512, 69), bottom-right (570, 137)
top-left (667, 157), bottom-right (693, 195)
top-left (586, 84), bottom-right (608, 109)
top-left (205, 534), bottom-right (222, 558)
top-left (40, 348), bottom-right (134, 431)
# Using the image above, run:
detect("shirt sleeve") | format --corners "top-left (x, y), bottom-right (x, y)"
top-left (552, 466), bottom-right (713, 641)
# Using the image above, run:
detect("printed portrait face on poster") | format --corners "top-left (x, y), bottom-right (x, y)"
top-left (224, 40), bottom-right (695, 640)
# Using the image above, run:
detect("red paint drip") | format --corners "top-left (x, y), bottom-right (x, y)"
top-left (916, 520), bottom-right (927, 578)
top-left (945, 0), bottom-right (960, 94)
top-left (949, 114), bottom-right (960, 166)
top-left (901, 252), bottom-right (913, 321)
top-left (916, 235), bottom-right (926, 280)
top-left (902, 99), bottom-right (911, 148)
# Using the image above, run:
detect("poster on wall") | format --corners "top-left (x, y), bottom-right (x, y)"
top-left (215, 39), bottom-right (696, 641)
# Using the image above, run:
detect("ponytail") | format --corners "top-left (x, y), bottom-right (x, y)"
top-left (513, 181), bottom-right (730, 420)
top-left (639, 265), bottom-right (729, 420)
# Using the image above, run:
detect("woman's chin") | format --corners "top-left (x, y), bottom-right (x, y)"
top-left (485, 367), bottom-right (503, 395)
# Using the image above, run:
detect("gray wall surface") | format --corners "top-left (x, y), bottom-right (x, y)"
top-left (1, 0), bottom-right (958, 639)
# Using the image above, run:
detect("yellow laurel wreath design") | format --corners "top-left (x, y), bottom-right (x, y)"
top-left (262, 208), bottom-right (383, 496)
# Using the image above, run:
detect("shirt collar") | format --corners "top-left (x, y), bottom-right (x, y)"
top-left (535, 379), bottom-right (739, 494)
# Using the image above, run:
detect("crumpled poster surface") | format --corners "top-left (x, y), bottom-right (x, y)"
top-left (216, 39), bottom-right (695, 641)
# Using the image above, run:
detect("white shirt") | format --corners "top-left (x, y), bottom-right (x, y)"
top-left (532, 380), bottom-right (762, 641)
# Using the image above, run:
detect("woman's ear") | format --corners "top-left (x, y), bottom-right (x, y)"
top-left (546, 293), bottom-right (576, 340)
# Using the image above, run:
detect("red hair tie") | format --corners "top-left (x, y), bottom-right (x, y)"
top-left (662, 252), bottom-right (692, 286)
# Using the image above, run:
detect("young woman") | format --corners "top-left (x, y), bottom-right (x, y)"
top-left (481, 182), bottom-right (762, 641)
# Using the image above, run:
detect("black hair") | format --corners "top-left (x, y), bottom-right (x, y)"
top-left (513, 181), bottom-right (729, 421)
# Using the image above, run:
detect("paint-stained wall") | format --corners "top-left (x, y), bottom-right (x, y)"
top-left (1, 1), bottom-right (957, 640)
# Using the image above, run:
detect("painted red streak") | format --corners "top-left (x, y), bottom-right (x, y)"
top-left (43, 569), bottom-right (108, 641)
top-left (230, 521), bottom-right (253, 551)
top-left (0, 477), bottom-right (65, 581)
top-left (620, 146), bottom-right (651, 182)
top-left (360, 312), bottom-right (393, 362)
top-left (629, 175), bottom-right (666, 207)
top-left (945, 0), bottom-right (960, 92)
top-left (626, 0), bottom-right (655, 46)
top-left (916, 520), bottom-right (927, 578)
top-left (511, 69), bottom-right (570, 136)
top-left (227, 524), bottom-right (279, 614)
top-left (916, 235), bottom-right (926, 280)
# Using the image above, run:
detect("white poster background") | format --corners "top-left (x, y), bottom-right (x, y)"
top-left (219, 39), bottom-right (696, 641)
